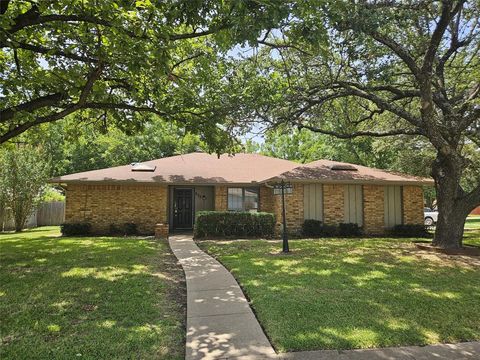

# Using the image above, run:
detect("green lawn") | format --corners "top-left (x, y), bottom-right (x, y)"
top-left (0, 227), bottom-right (185, 360)
top-left (465, 215), bottom-right (480, 230)
top-left (199, 230), bottom-right (480, 352)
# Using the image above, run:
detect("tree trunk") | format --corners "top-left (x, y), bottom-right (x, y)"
top-left (431, 153), bottom-right (469, 249)
top-left (433, 201), bottom-right (467, 249)
top-left (14, 216), bottom-right (26, 232)
top-left (13, 206), bottom-right (27, 232)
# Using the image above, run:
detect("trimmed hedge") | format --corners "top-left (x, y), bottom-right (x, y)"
top-left (338, 223), bottom-right (363, 237)
top-left (303, 220), bottom-right (430, 238)
top-left (61, 222), bottom-right (91, 236)
top-left (390, 224), bottom-right (431, 238)
top-left (194, 211), bottom-right (275, 238)
top-left (109, 223), bottom-right (138, 236)
top-left (303, 220), bottom-right (363, 237)
top-left (302, 219), bottom-right (337, 237)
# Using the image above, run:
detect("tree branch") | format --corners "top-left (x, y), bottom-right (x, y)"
top-left (367, 30), bottom-right (421, 78)
top-left (257, 39), bottom-right (312, 56)
top-left (422, 0), bottom-right (464, 74)
top-left (5, 41), bottom-right (98, 63)
top-left (336, 81), bottom-right (422, 126)
top-left (297, 123), bottom-right (422, 138)
top-left (0, 64), bottom-right (103, 143)
top-left (82, 102), bottom-right (168, 117)
top-left (0, 92), bottom-right (68, 122)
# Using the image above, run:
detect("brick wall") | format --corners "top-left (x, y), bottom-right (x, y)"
top-left (403, 185), bottom-right (424, 225)
top-left (259, 185), bottom-right (274, 213)
top-left (214, 186), bottom-right (227, 211)
top-left (273, 183), bottom-right (304, 235)
top-left (323, 184), bottom-right (345, 225)
top-left (363, 185), bottom-right (385, 235)
top-left (65, 183), bottom-right (168, 234)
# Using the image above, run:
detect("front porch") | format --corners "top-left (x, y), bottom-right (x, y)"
top-left (168, 185), bottom-right (215, 231)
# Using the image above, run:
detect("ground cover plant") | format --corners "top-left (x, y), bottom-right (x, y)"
top-left (199, 230), bottom-right (480, 352)
top-left (0, 227), bottom-right (185, 360)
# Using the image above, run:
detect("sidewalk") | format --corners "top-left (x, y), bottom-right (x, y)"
top-left (279, 341), bottom-right (480, 359)
top-left (169, 234), bottom-right (480, 360)
top-left (169, 234), bottom-right (276, 360)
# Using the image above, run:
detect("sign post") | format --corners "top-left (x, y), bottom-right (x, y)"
top-left (273, 180), bottom-right (293, 253)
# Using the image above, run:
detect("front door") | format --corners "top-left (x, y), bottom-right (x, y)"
top-left (173, 188), bottom-right (193, 229)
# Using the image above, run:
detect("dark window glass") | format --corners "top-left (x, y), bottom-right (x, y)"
top-left (227, 187), bottom-right (259, 211)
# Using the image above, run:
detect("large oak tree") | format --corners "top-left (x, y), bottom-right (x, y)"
top-left (233, 0), bottom-right (479, 248)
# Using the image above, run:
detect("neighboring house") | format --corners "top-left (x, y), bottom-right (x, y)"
top-left (50, 152), bottom-right (433, 236)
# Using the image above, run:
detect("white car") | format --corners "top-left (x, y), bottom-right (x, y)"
top-left (424, 207), bottom-right (438, 226)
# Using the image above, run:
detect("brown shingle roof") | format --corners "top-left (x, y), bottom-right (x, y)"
top-left (50, 152), bottom-right (299, 184)
top-left (51, 153), bottom-right (433, 185)
top-left (265, 159), bottom-right (433, 185)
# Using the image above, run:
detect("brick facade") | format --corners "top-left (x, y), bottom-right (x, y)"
top-left (402, 186), bottom-right (424, 225)
top-left (155, 223), bottom-right (169, 239)
top-left (259, 186), bottom-right (274, 213)
top-left (273, 183), bottom-right (304, 235)
top-left (65, 182), bottom-right (425, 237)
top-left (65, 184), bottom-right (167, 234)
top-left (363, 185), bottom-right (385, 235)
top-left (323, 184), bottom-right (345, 225)
top-left (214, 186), bottom-right (227, 211)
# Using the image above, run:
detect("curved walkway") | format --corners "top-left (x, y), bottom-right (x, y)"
top-left (169, 234), bottom-right (480, 360)
top-left (169, 234), bottom-right (276, 360)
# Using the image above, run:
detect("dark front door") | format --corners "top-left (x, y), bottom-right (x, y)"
top-left (173, 189), bottom-right (193, 229)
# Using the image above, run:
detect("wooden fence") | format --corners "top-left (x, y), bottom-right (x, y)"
top-left (37, 201), bottom-right (65, 226)
top-left (1, 201), bottom-right (65, 231)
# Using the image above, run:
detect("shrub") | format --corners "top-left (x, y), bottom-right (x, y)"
top-left (338, 223), bottom-right (363, 237)
top-left (390, 224), bottom-right (431, 237)
top-left (302, 219), bottom-right (337, 237)
top-left (109, 224), bottom-right (121, 235)
top-left (194, 211), bottom-right (275, 238)
top-left (109, 223), bottom-right (137, 236)
top-left (124, 223), bottom-right (137, 236)
top-left (61, 222), bottom-right (91, 236)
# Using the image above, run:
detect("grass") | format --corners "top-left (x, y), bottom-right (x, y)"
top-left (465, 215), bottom-right (480, 230)
top-left (199, 229), bottom-right (480, 352)
top-left (0, 227), bottom-right (185, 360)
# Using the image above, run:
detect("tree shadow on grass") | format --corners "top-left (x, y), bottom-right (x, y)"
top-left (200, 238), bottom-right (480, 352)
top-left (0, 230), bottom-right (186, 360)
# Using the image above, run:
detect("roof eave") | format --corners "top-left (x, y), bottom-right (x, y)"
top-left (261, 177), bottom-right (434, 186)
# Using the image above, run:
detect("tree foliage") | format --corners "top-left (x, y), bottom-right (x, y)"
top-left (232, 0), bottom-right (479, 248)
top-left (0, 0), bottom-right (288, 150)
top-left (0, 146), bottom-right (49, 231)
top-left (22, 118), bottom-right (208, 176)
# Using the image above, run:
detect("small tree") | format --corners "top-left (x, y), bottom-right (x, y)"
top-left (0, 146), bottom-right (49, 231)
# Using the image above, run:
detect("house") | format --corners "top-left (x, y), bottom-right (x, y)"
top-left (51, 152), bottom-right (433, 236)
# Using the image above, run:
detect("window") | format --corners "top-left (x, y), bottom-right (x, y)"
top-left (344, 185), bottom-right (363, 226)
top-left (228, 188), bottom-right (243, 211)
top-left (227, 187), bottom-right (259, 211)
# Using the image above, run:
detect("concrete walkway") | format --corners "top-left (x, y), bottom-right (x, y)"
top-left (169, 234), bottom-right (480, 360)
top-left (279, 341), bottom-right (480, 359)
top-left (169, 234), bottom-right (276, 360)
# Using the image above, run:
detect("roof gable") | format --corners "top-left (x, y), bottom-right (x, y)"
top-left (265, 159), bottom-right (433, 185)
top-left (51, 152), bottom-right (299, 184)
